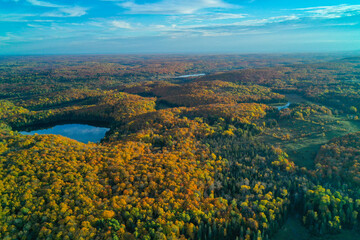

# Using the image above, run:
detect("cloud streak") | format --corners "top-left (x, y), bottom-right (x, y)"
top-left (118, 0), bottom-right (234, 14)
top-left (26, 0), bottom-right (63, 8)
top-left (23, 0), bottom-right (88, 17)
top-left (169, 13), bottom-right (247, 24)
top-left (42, 6), bottom-right (88, 17)
top-left (294, 4), bottom-right (360, 19)
top-left (0, 13), bottom-right (37, 22)
top-left (159, 15), bottom-right (300, 38)
top-left (112, 20), bottom-right (132, 29)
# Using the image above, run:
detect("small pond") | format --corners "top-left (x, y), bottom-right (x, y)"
top-left (20, 124), bottom-right (109, 143)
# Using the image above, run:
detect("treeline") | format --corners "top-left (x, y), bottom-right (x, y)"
top-left (121, 80), bottom-right (286, 108)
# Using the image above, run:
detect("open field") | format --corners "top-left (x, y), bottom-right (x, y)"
top-left (259, 110), bottom-right (360, 169)
top-left (274, 216), bottom-right (360, 240)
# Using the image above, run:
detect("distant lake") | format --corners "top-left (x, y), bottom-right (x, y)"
top-left (20, 124), bottom-right (109, 143)
top-left (175, 73), bottom-right (206, 78)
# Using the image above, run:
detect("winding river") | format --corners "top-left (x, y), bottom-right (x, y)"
top-left (277, 102), bottom-right (291, 110)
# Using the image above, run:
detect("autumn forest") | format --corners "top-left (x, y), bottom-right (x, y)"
top-left (2, 54), bottom-right (360, 240)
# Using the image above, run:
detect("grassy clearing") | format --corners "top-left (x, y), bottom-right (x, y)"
top-left (259, 113), bottom-right (360, 169)
top-left (274, 216), bottom-right (360, 240)
top-left (273, 216), bottom-right (310, 240)
top-left (284, 93), bottom-right (309, 104)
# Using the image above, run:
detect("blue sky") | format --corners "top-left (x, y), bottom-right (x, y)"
top-left (1, 0), bottom-right (360, 54)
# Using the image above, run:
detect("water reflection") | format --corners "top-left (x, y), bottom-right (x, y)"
top-left (20, 124), bottom-right (109, 143)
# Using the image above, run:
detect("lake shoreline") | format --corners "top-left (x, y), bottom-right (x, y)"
top-left (13, 118), bottom-right (111, 132)
top-left (20, 123), bottom-right (110, 143)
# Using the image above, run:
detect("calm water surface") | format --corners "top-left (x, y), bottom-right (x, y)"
top-left (277, 102), bottom-right (291, 110)
top-left (175, 73), bottom-right (205, 78)
top-left (20, 124), bottom-right (109, 143)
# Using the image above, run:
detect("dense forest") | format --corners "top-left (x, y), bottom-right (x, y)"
top-left (1, 54), bottom-right (360, 239)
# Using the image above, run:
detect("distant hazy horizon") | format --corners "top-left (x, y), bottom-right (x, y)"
top-left (1, 0), bottom-right (360, 54)
top-left (1, 51), bottom-right (360, 56)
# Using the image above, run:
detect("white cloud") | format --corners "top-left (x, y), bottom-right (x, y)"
top-left (0, 13), bottom-right (36, 22)
top-left (43, 6), bottom-right (88, 17)
top-left (295, 4), bottom-right (360, 19)
top-left (234, 15), bottom-right (299, 27)
top-left (208, 13), bottom-right (247, 20)
top-left (26, 0), bottom-right (64, 8)
top-left (62, 6), bottom-right (88, 17)
top-left (156, 14), bottom-right (302, 38)
top-left (23, 0), bottom-right (88, 17)
top-left (0, 35), bottom-right (11, 42)
top-left (0, 10), bottom-right (86, 22)
top-left (112, 20), bottom-right (132, 29)
top-left (0, 32), bottom-right (27, 44)
top-left (170, 13), bottom-right (247, 23)
top-left (118, 0), bottom-right (234, 14)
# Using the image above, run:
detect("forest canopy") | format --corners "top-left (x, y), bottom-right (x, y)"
top-left (1, 54), bottom-right (360, 240)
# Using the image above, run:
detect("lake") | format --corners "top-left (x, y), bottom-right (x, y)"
top-left (20, 124), bottom-right (109, 143)
top-left (175, 73), bottom-right (206, 78)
